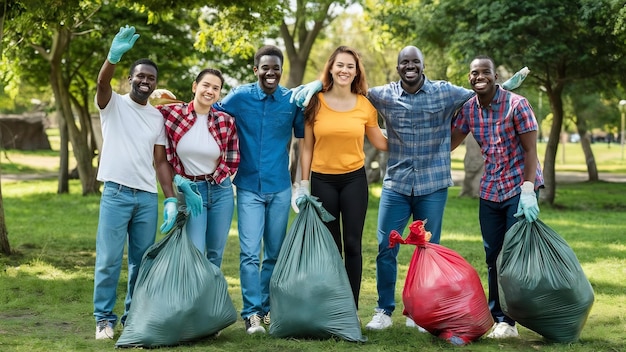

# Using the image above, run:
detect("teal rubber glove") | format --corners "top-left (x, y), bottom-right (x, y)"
top-left (290, 180), bottom-right (310, 213)
top-left (290, 80), bottom-right (322, 108)
top-left (173, 174), bottom-right (202, 217)
top-left (502, 67), bottom-right (529, 91)
top-left (515, 181), bottom-right (539, 222)
top-left (160, 197), bottom-right (178, 233)
top-left (107, 25), bottom-right (140, 64)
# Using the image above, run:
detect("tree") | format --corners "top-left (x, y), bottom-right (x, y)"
top-left (195, 0), bottom-right (360, 181)
top-left (369, 0), bottom-right (626, 204)
top-left (1, 1), bottom-right (216, 195)
top-left (0, 0), bottom-right (15, 255)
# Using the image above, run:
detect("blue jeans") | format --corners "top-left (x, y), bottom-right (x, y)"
top-left (93, 182), bottom-right (157, 326)
top-left (479, 194), bottom-right (523, 325)
top-left (236, 187), bottom-right (291, 319)
top-left (375, 187), bottom-right (448, 315)
top-left (185, 178), bottom-right (234, 267)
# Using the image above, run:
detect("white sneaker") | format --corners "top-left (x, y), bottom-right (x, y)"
top-left (245, 314), bottom-right (266, 334)
top-left (486, 322), bottom-right (519, 339)
top-left (365, 309), bottom-right (392, 330)
top-left (95, 320), bottom-right (114, 340)
top-left (405, 317), bottom-right (428, 333)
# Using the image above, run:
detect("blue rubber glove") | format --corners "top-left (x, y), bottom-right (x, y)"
top-left (173, 174), bottom-right (202, 217)
top-left (160, 197), bottom-right (178, 233)
top-left (107, 25), bottom-right (140, 64)
top-left (290, 80), bottom-right (322, 108)
top-left (502, 67), bottom-right (529, 91)
top-left (290, 180), bottom-right (310, 213)
top-left (515, 181), bottom-right (539, 222)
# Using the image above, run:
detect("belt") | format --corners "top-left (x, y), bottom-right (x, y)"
top-left (183, 174), bottom-right (216, 183)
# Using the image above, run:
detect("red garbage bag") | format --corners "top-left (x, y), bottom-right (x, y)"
top-left (391, 220), bottom-right (493, 345)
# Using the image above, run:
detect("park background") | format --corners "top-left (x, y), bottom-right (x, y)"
top-left (1, 1), bottom-right (626, 351)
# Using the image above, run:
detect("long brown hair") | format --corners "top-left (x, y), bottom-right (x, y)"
top-left (304, 46), bottom-right (368, 125)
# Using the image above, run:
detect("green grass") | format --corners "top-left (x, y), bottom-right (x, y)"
top-left (1, 177), bottom-right (625, 352)
top-left (451, 141), bottom-right (626, 174)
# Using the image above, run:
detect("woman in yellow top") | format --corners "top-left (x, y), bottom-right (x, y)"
top-left (298, 46), bottom-right (388, 309)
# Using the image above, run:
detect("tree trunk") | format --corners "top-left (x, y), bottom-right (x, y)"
top-left (576, 124), bottom-right (598, 182)
top-left (0, 166), bottom-right (11, 255)
top-left (542, 89), bottom-right (565, 205)
top-left (0, 3), bottom-right (12, 256)
top-left (46, 27), bottom-right (98, 195)
top-left (57, 113), bottom-right (70, 193)
top-left (459, 133), bottom-right (483, 198)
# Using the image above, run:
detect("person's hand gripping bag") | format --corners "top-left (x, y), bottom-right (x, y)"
top-left (497, 218), bottom-right (594, 342)
top-left (390, 220), bottom-right (493, 346)
top-left (269, 195), bottom-right (365, 342)
top-left (116, 212), bottom-right (237, 348)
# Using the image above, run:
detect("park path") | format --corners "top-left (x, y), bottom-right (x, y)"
top-left (449, 170), bottom-right (626, 184)
top-left (2, 170), bottom-right (626, 183)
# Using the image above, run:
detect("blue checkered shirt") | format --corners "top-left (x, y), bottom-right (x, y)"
top-left (368, 78), bottom-right (473, 196)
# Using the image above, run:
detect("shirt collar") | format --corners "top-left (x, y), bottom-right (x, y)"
top-left (476, 84), bottom-right (504, 108)
top-left (397, 75), bottom-right (433, 96)
top-left (255, 81), bottom-right (277, 101)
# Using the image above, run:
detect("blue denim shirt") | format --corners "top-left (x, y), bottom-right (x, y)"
top-left (216, 82), bottom-right (304, 193)
top-left (368, 78), bottom-right (473, 196)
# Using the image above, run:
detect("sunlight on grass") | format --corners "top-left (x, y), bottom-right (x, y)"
top-left (4, 259), bottom-right (92, 281)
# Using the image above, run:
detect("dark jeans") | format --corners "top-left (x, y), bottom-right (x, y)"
top-left (478, 194), bottom-right (521, 325)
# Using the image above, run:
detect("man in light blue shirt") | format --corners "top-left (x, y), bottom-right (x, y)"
top-left (215, 45), bottom-right (304, 335)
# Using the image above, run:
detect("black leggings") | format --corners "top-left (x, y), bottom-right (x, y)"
top-left (311, 167), bottom-right (368, 309)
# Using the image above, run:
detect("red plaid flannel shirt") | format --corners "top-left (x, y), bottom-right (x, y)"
top-left (159, 101), bottom-right (239, 184)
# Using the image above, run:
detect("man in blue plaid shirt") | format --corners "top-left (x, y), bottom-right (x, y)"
top-left (364, 46), bottom-right (476, 330)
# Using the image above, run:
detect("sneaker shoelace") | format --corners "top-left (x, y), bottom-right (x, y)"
top-left (249, 314), bottom-right (262, 327)
top-left (97, 321), bottom-right (109, 331)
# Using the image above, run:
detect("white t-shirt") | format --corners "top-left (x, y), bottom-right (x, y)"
top-left (96, 92), bottom-right (166, 193)
top-left (175, 112), bottom-right (220, 176)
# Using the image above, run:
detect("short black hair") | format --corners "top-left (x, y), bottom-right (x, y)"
top-left (129, 58), bottom-right (158, 77)
top-left (254, 45), bottom-right (283, 67)
top-left (473, 55), bottom-right (496, 68)
top-left (196, 68), bottom-right (225, 87)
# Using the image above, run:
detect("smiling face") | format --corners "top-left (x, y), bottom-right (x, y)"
top-left (254, 55), bottom-right (282, 95)
top-left (128, 64), bottom-right (157, 104)
top-left (468, 57), bottom-right (498, 98)
top-left (192, 72), bottom-right (222, 112)
top-left (396, 46), bottom-right (425, 93)
top-left (329, 52), bottom-right (357, 89)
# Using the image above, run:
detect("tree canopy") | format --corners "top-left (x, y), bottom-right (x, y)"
top-left (367, 0), bottom-right (626, 204)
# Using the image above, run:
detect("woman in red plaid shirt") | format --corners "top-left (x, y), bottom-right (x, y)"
top-left (155, 68), bottom-right (240, 267)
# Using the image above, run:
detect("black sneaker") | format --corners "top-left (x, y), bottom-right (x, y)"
top-left (244, 313), bottom-right (266, 334)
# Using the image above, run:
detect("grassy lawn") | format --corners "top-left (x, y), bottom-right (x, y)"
top-left (0, 172), bottom-right (624, 351)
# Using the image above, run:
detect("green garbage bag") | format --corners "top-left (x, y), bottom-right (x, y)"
top-left (116, 212), bottom-right (237, 348)
top-left (269, 196), bottom-right (366, 342)
top-left (497, 218), bottom-right (594, 342)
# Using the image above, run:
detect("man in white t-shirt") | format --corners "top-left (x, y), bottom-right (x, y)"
top-left (92, 25), bottom-right (175, 340)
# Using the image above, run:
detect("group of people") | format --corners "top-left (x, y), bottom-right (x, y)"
top-left (92, 24), bottom-right (543, 342)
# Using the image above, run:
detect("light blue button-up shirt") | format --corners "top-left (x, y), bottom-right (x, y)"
top-left (368, 78), bottom-right (473, 196)
top-left (216, 82), bottom-right (304, 193)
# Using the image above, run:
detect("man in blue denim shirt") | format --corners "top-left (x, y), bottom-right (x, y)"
top-left (215, 45), bottom-right (305, 335)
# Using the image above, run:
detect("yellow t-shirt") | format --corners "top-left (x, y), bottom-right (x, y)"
top-left (311, 93), bottom-right (379, 174)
